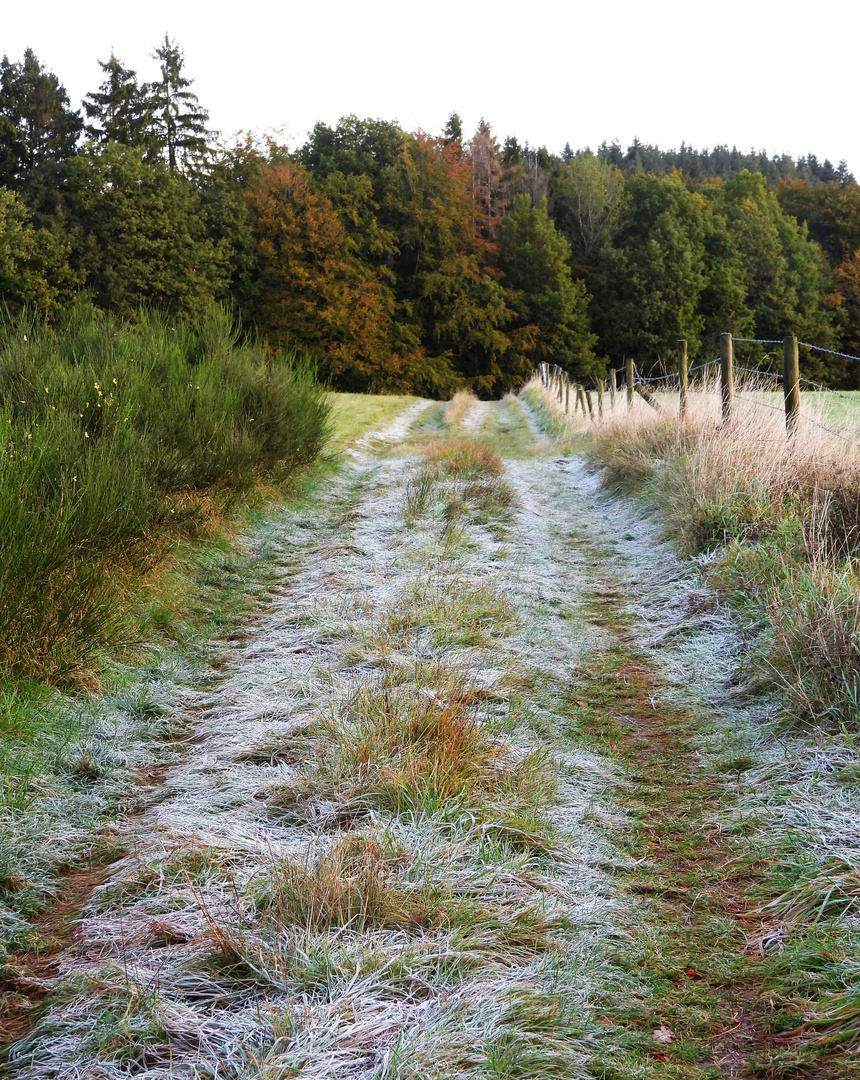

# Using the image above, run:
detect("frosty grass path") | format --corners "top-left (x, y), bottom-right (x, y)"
top-left (6, 393), bottom-right (829, 1079)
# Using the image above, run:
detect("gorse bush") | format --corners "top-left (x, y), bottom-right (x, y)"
top-left (0, 302), bottom-right (330, 681)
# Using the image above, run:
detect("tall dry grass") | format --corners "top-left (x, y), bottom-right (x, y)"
top-left (540, 374), bottom-right (860, 728)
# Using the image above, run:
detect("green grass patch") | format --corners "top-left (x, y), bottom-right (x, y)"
top-left (326, 392), bottom-right (421, 453)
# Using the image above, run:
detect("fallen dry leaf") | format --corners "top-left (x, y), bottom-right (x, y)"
top-left (684, 967), bottom-right (703, 979)
top-left (653, 1025), bottom-right (675, 1044)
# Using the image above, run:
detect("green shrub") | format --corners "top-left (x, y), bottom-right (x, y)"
top-left (0, 301), bottom-right (330, 681)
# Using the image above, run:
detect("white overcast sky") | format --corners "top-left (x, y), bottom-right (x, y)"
top-left (4, 0), bottom-right (859, 173)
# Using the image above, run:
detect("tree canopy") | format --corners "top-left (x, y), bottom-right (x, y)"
top-left (1, 42), bottom-right (859, 392)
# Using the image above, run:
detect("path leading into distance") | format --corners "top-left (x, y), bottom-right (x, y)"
top-left (5, 394), bottom-right (804, 1079)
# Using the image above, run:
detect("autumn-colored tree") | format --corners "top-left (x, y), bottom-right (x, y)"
top-left (239, 153), bottom-right (413, 392)
top-left (299, 120), bottom-right (521, 396)
top-left (383, 132), bottom-right (518, 395)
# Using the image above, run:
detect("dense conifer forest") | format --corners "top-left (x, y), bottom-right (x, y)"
top-left (3, 39), bottom-right (860, 392)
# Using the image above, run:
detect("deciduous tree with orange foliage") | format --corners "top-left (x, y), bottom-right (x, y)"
top-left (238, 150), bottom-right (412, 392)
top-left (384, 130), bottom-right (519, 396)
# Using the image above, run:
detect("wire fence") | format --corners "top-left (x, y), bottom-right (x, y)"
top-left (534, 332), bottom-right (860, 449)
top-left (800, 342), bottom-right (860, 365)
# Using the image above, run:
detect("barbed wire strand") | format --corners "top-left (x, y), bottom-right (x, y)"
top-left (798, 377), bottom-right (860, 404)
top-left (799, 342), bottom-right (860, 365)
top-left (732, 338), bottom-right (784, 345)
top-left (735, 393), bottom-right (859, 446)
top-left (803, 415), bottom-right (859, 446)
top-left (637, 359), bottom-right (722, 384)
top-left (637, 357), bottom-right (723, 384)
top-left (637, 372), bottom-right (680, 384)
top-left (734, 393), bottom-right (786, 415)
top-left (735, 365), bottom-right (782, 380)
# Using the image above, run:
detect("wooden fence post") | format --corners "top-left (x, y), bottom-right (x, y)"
top-left (609, 369), bottom-right (617, 410)
top-left (584, 389), bottom-right (594, 420)
top-left (678, 339), bottom-right (688, 422)
top-left (783, 334), bottom-right (800, 435)
top-left (558, 370), bottom-right (563, 403)
top-left (565, 379), bottom-right (570, 415)
top-left (596, 380), bottom-right (605, 419)
top-left (625, 358), bottom-right (634, 409)
top-left (720, 333), bottom-right (733, 423)
top-left (576, 385), bottom-right (586, 416)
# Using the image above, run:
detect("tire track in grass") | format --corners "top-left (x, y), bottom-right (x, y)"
top-left (4, 398), bottom-right (633, 1079)
top-left (531, 452), bottom-right (858, 1080)
top-left (0, 403), bottom-right (430, 1069)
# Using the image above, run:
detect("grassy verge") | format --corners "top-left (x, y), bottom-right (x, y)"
top-left (0, 382), bottom-right (423, 1042)
top-left (566, 375), bottom-right (860, 730)
top-left (527, 377), bottom-right (860, 1069)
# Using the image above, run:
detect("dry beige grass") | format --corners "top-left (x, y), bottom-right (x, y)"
top-left (444, 389), bottom-right (480, 429)
top-left (528, 373), bottom-right (860, 725)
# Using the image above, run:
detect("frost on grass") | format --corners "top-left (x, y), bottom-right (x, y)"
top-left (0, 661), bottom-right (193, 967)
top-left (529, 377), bottom-right (860, 1044)
top-left (7, 406), bottom-right (630, 1078)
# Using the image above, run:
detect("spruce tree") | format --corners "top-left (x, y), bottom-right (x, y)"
top-left (83, 54), bottom-right (150, 148)
top-left (443, 111), bottom-right (463, 147)
top-left (498, 194), bottom-right (600, 379)
top-left (0, 49), bottom-right (81, 213)
top-left (147, 35), bottom-right (211, 172)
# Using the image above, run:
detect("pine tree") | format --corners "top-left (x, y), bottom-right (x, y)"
top-left (147, 35), bottom-right (211, 172)
top-left (444, 111), bottom-right (463, 149)
top-left (0, 49), bottom-right (81, 213)
top-left (83, 54), bottom-right (150, 148)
